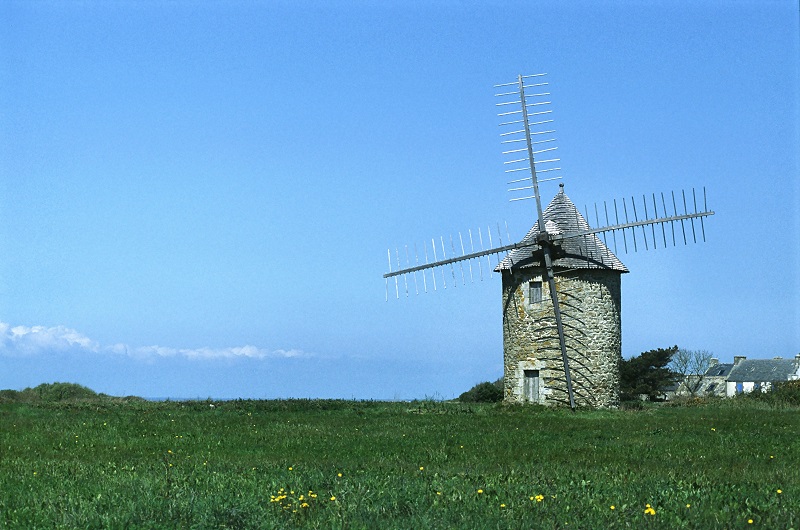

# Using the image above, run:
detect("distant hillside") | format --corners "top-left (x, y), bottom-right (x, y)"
top-left (0, 382), bottom-right (144, 404)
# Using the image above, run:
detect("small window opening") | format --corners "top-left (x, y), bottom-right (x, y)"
top-left (528, 281), bottom-right (542, 304)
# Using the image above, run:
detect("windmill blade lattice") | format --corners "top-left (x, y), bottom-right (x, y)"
top-left (565, 189), bottom-right (714, 255)
top-left (384, 223), bottom-right (524, 300)
top-left (494, 73), bottom-right (563, 203)
top-left (494, 73), bottom-right (576, 409)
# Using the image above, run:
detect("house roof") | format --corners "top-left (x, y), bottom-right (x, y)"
top-left (704, 363), bottom-right (734, 378)
top-left (726, 358), bottom-right (800, 383)
top-left (496, 186), bottom-right (628, 272)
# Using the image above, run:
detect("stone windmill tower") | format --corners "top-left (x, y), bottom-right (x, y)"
top-left (384, 73), bottom-right (714, 409)
top-left (497, 184), bottom-right (627, 408)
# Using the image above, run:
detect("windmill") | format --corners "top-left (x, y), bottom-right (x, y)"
top-left (384, 74), bottom-right (714, 409)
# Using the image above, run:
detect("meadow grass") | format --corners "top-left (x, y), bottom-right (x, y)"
top-left (0, 398), bottom-right (797, 529)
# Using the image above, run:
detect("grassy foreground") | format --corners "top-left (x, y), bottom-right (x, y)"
top-left (0, 398), bottom-right (798, 529)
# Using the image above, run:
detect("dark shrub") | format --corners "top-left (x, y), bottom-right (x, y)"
top-left (459, 379), bottom-right (503, 403)
top-left (739, 380), bottom-right (800, 407)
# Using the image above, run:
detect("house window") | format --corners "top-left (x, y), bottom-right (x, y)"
top-left (706, 383), bottom-right (716, 392)
top-left (528, 281), bottom-right (542, 304)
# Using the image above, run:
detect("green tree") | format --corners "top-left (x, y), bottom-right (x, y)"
top-left (620, 346), bottom-right (680, 401)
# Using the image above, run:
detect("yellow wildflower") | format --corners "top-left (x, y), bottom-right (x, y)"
top-left (610, 505), bottom-right (615, 510)
top-left (777, 489), bottom-right (782, 494)
top-left (477, 489), bottom-right (483, 494)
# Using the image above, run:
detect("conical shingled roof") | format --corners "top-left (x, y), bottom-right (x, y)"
top-left (497, 186), bottom-right (628, 272)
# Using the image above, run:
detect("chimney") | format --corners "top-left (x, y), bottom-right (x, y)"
top-left (734, 356), bottom-right (746, 365)
top-left (709, 358), bottom-right (719, 367)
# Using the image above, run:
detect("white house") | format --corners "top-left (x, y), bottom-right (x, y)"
top-left (725, 355), bottom-right (800, 397)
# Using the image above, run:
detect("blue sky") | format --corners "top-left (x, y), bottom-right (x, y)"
top-left (1, 1), bottom-right (798, 399)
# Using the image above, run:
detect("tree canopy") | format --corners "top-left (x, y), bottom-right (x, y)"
top-left (670, 348), bottom-right (715, 396)
top-left (620, 346), bottom-right (680, 400)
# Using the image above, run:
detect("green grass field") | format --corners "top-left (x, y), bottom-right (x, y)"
top-left (1, 396), bottom-right (798, 529)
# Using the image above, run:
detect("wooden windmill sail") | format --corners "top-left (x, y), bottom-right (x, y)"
top-left (384, 74), bottom-right (714, 409)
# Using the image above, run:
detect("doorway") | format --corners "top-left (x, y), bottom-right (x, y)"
top-left (523, 369), bottom-right (540, 403)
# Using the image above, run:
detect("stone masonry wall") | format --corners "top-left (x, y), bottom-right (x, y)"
top-left (502, 268), bottom-right (622, 408)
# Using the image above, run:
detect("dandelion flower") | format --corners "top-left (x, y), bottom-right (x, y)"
top-left (777, 489), bottom-right (782, 494)
top-left (288, 466), bottom-right (293, 471)
top-left (500, 503), bottom-right (506, 508)
top-left (477, 489), bottom-right (483, 494)
top-left (610, 505), bottom-right (615, 510)
top-left (337, 473), bottom-right (342, 477)
top-left (419, 466), bottom-right (424, 471)
top-left (644, 504), bottom-right (656, 515)
top-left (748, 519), bottom-right (753, 524)
top-left (330, 496), bottom-right (336, 501)
top-left (535, 495), bottom-right (544, 502)
top-left (686, 504), bottom-right (691, 508)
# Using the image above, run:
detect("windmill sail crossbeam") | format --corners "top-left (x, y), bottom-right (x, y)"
top-left (570, 188), bottom-right (715, 254)
top-left (384, 238), bottom-right (536, 279)
top-left (496, 73), bottom-right (562, 202)
top-left (556, 210), bottom-right (715, 242)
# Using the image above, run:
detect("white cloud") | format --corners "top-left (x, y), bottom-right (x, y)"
top-left (133, 344), bottom-right (308, 359)
top-left (0, 322), bottom-right (99, 355)
top-left (0, 321), bottom-right (310, 360)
